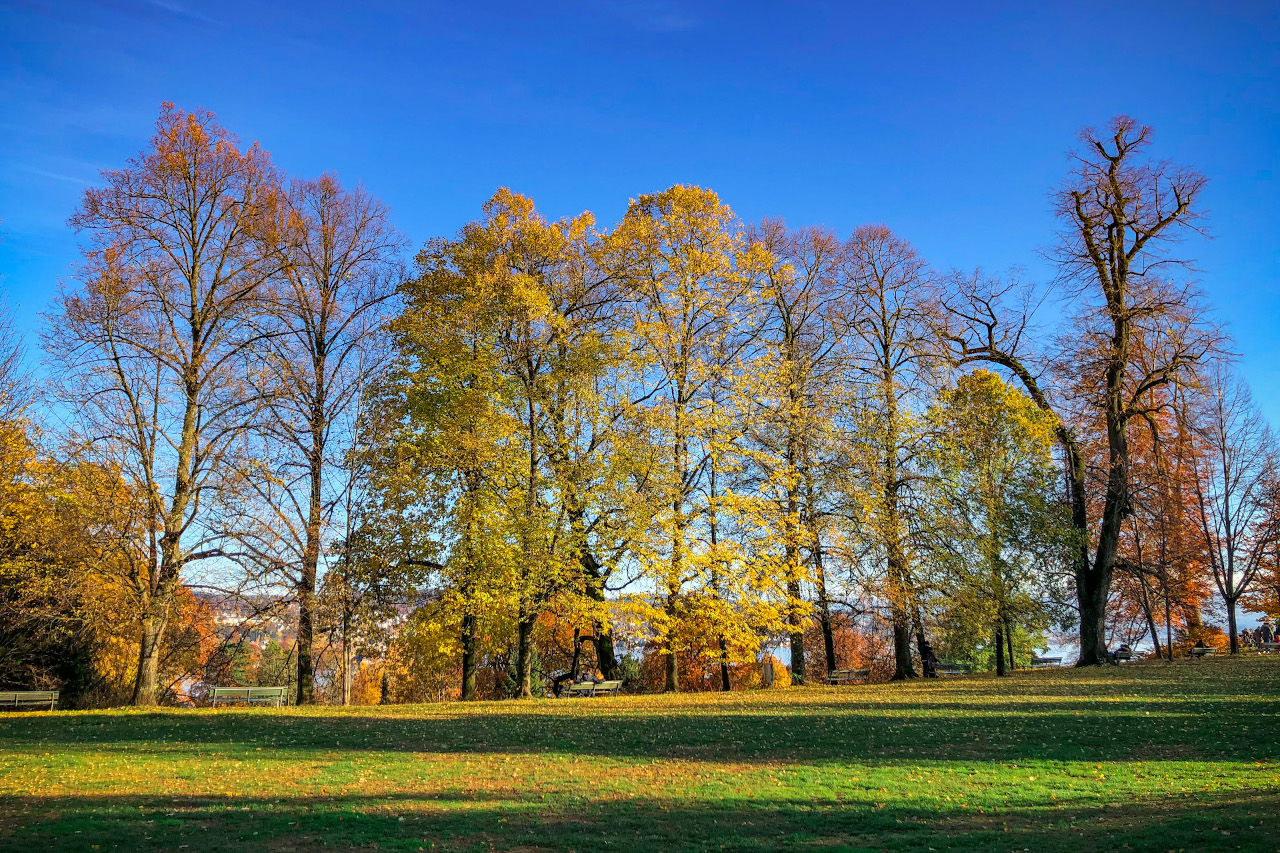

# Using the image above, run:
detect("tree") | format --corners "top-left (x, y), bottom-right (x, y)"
top-left (1187, 367), bottom-right (1280, 654)
top-left (608, 185), bottom-right (763, 692)
top-left (839, 225), bottom-right (936, 680)
top-left (744, 219), bottom-right (845, 681)
top-left (924, 370), bottom-right (1071, 675)
top-left (246, 175), bottom-right (403, 704)
top-left (944, 117), bottom-right (1219, 665)
top-left (49, 104), bottom-right (280, 704)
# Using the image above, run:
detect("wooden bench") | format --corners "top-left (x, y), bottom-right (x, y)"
top-left (827, 669), bottom-right (869, 685)
top-left (563, 680), bottom-right (622, 698)
top-left (1113, 648), bottom-right (1135, 663)
top-left (1188, 646), bottom-right (1216, 660)
top-left (1029, 656), bottom-right (1063, 669)
top-left (210, 686), bottom-right (288, 707)
top-left (564, 680), bottom-right (622, 697)
top-left (1260, 642), bottom-right (1280, 654)
top-left (0, 691), bottom-right (59, 711)
top-left (935, 663), bottom-right (970, 676)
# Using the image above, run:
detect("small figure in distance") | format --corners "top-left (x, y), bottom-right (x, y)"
top-left (1261, 621), bottom-right (1275, 646)
top-left (920, 637), bottom-right (939, 679)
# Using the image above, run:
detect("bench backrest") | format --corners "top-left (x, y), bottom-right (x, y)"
top-left (0, 691), bottom-right (59, 707)
top-left (211, 686), bottom-right (287, 701)
top-left (830, 669), bottom-right (869, 677)
top-left (566, 680), bottom-right (622, 696)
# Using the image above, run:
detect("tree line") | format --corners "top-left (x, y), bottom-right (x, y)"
top-left (2, 106), bottom-right (1276, 706)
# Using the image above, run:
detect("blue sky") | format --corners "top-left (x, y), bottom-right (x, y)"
top-left (2, 0), bottom-right (1278, 413)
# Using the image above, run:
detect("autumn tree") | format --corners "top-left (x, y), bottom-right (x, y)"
top-left (609, 185), bottom-right (766, 692)
top-left (243, 175), bottom-right (403, 704)
top-left (838, 225), bottom-right (937, 680)
top-left (944, 118), bottom-right (1219, 665)
top-left (743, 219), bottom-right (845, 681)
top-left (49, 104), bottom-right (281, 705)
top-left (924, 370), bottom-right (1072, 675)
top-left (369, 189), bottom-right (632, 699)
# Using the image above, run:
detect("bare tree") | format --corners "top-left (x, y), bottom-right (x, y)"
top-left (944, 118), bottom-right (1219, 665)
top-left (48, 104), bottom-right (280, 705)
top-left (1188, 367), bottom-right (1280, 654)
top-left (246, 175), bottom-right (403, 704)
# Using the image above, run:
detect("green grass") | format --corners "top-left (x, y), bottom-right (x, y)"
top-left (2, 658), bottom-right (1279, 852)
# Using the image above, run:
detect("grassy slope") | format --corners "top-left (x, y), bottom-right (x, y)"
top-left (1, 658), bottom-right (1278, 853)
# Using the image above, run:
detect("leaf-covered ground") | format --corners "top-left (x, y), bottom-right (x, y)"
top-left (2, 657), bottom-right (1278, 852)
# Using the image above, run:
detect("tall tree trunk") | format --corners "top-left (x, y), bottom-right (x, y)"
top-left (1136, 573), bottom-right (1162, 661)
top-left (891, 619), bottom-right (915, 680)
top-left (295, 559), bottom-right (317, 705)
top-left (718, 637), bottom-right (731, 691)
top-left (296, 415), bottom-right (325, 705)
top-left (663, 582), bottom-right (680, 693)
top-left (1226, 597), bottom-right (1239, 655)
top-left (787, 578), bottom-right (806, 685)
top-left (516, 615), bottom-right (535, 697)
top-left (814, 547), bottom-right (837, 674)
top-left (1004, 615), bottom-right (1015, 671)
top-left (995, 624), bottom-right (1006, 676)
top-left (460, 612), bottom-right (478, 701)
top-left (592, 621), bottom-right (619, 681)
top-left (341, 610), bottom-right (352, 706)
top-left (131, 610), bottom-right (167, 706)
top-left (887, 541), bottom-right (916, 680)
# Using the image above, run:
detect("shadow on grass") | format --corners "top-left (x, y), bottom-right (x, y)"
top-left (2, 787), bottom-right (1276, 852)
top-left (2, 695), bottom-right (1278, 764)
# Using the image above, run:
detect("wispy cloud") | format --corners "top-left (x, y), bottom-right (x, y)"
top-left (145, 0), bottom-right (217, 25)
top-left (24, 167), bottom-right (96, 186)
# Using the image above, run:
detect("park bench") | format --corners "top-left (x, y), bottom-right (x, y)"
top-left (563, 680), bottom-right (622, 698)
top-left (1260, 642), bottom-right (1280, 654)
top-left (827, 669), bottom-right (870, 685)
top-left (1188, 646), bottom-right (1216, 660)
top-left (0, 691), bottom-right (59, 711)
top-left (1113, 647), bottom-right (1135, 663)
top-left (210, 686), bottom-right (288, 707)
top-left (935, 663), bottom-right (970, 676)
top-left (1028, 656), bottom-right (1063, 669)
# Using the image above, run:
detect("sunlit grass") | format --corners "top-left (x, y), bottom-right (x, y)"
top-left (2, 657), bottom-right (1278, 851)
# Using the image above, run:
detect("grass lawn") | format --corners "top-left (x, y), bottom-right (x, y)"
top-left (2, 658), bottom-right (1279, 852)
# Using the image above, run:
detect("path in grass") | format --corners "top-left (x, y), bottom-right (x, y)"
top-left (2, 657), bottom-right (1279, 852)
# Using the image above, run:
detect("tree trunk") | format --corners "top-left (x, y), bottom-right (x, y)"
top-left (663, 582), bottom-right (680, 692)
top-left (1227, 597), bottom-right (1239, 654)
top-left (814, 550), bottom-right (837, 673)
top-left (460, 612), bottom-right (478, 701)
top-left (295, 562), bottom-right (317, 705)
top-left (787, 578), bottom-right (805, 685)
top-left (1077, 559), bottom-right (1113, 666)
top-left (1137, 575), bottom-right (1162, 661)
top-left (592, 623), bottom-right (619, 681)
top-left (516, 615), bottom-right (535, 697)
top-left (341, 613), bottom-right (352, 706)
top-left (1004, 616), bottom-right (1015, 671)
top-left (994, 624), bottom-right (1006, 676)
top-left (296, 431), bottom-right (325, 705)
top-left (131, 611), bottom-right (167, 706)
top-left (891, 619), bottom-right (915, 680)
